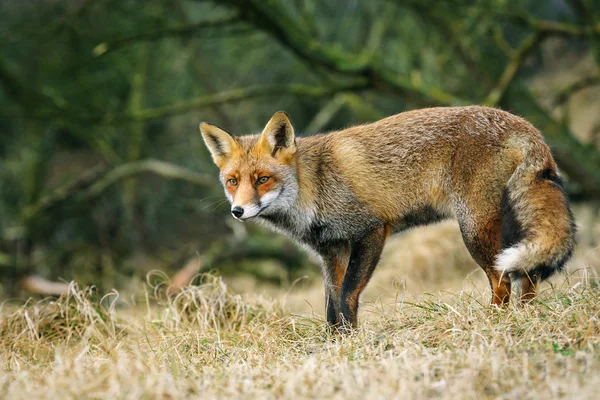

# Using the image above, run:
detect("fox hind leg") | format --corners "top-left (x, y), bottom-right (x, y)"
top-left (512, 273), bottom-right (538, 304)
top-left (487, 269), bottom-right (512, 306)
top-left (458, 212), bottom-right (511, 306)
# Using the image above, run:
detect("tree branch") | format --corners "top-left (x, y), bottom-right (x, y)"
top-left (23, 163), bottom-right (109, 220)
top-left (511, 14), bottom-right (600, 37)
top-left (0, 54), bottom-right (63, 114)
top-left (304, 92), bottom-right (384, 133)
top-left (484, 32), bottom-right (543, 106)
top-left (19, 275), bottom-right (69, 296)
top-left (99, 82), bottom-right (370, 123)
top-left (552, 72), bottom-right (600, 108)
top-left (304, 94), bottom-right (348, 133)
top-left (437, 1), bottom-right (600, 37)
top-left (19, 82), bottom-right (367, 124)
top-left (92, 16), bottom-right (246, 56)
top-left (22, 160), bottom-right (214, 223)
top-left (218, 0), bottom-right (468, 106)
top-left (504, 83), bottom-right (600, 198)
top-left (83, 159), bottom-right (214, 200)
top-left (405, 1), bottom-right (493, 87)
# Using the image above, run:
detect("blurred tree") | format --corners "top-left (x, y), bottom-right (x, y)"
top-left (0, 0), bottom-right (599, 294)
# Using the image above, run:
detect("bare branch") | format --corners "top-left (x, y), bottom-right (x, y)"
top-left (0, 54), bottom-right (63, 114)
top-left (304, 94), bottom-right (348, 133)
top-left (83, 159), bottom-right (214, 200)
top-left (512, 14), bottom-right (600, 37)
top-left (99, 82), bottom-right (369, 123)
top-left (22, 160), bottom-right (213, 222)
top-left (492, 25), bottom-right (516, 58)
top-left (19, 275), bottom-right (69, 296)
top-left (552, 72), bottom-right (600, 108)
top-left (92, 16), bottom-right (246, 56)
top-left (305, 92), bottom-right (385, 133)
top-left (23, 163), bottom-right (109, 220)
top-left (440, 0), bottom-right (600, 38)
top-left (167, 257), bottom-right (204, 296)
top-left (305, 91), bottom-right (384, 132)
top-left (505, 83), bottom-right (600, 198)
top-left (484, 32), bottom-right (543, 106)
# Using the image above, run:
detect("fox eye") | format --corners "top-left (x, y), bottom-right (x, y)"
top-left (227, 178), bottom-right (238, 187)
top-left (256, 176), bottom-right (270, 185)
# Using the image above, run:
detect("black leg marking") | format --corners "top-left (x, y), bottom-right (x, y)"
top-left (340, 225), bottom-right (388, 329)
top-left (319, 242), bottom-right (351, 328)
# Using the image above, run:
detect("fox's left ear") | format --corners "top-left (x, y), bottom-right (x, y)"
top-left (259, 111), bottom-right (296, 159)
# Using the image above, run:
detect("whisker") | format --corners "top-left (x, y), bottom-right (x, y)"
top-left (200, 198), bottom-right (229, 212)
top-left (209, 200), bottom-right (231, 212)
top-left (196, 195), bottom-right (225, 205)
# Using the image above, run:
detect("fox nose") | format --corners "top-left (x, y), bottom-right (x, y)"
top-left (231, 206), bottom-right (244, 218)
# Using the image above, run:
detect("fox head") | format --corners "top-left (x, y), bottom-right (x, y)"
top-left (200, 111), bottom-right (299, 220)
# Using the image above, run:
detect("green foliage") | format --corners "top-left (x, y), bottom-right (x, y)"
top-left (0, 0), bottom-right (599, 294)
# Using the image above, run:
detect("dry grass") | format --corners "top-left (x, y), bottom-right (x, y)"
top-left (1, 270), bottom-right (600, 398)
top-left (1, 208), bottom-right (600, 399)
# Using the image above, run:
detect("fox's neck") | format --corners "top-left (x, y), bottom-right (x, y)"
top-left (294, 141), bottom-right (321, 213)
top-left (257, 137), bottom-right (325, 238)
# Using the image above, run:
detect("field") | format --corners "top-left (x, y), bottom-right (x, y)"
top-left (1, 210), bottom-right (599, 399)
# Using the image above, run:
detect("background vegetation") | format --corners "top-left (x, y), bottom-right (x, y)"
top-left (1, 0), bottom-right (599, 296)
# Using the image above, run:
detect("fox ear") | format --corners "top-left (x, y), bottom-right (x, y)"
top-left (259, 111), bottom-right (296, 158)
top-left (199, 122), bottom-right (238, 166)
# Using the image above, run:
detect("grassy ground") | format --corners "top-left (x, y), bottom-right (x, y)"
top-left (1, 216), bottom-right (599, 399)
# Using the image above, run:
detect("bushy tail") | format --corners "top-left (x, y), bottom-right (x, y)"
top-left (495, 147), bottom-right (576, 282)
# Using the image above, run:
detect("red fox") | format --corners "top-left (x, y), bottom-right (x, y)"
top-left (200, 106), bottom-right (576, 328)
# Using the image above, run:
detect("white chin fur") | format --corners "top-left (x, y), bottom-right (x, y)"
top-left (235, 189), bottom-right (282, 220)
top-left (238, 204), bottom-right (261, 220)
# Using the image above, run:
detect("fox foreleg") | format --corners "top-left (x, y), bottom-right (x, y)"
top-left (339, 225), bottom-right (390, 329)
top-left (319, 243), bottom-right (351, 328)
